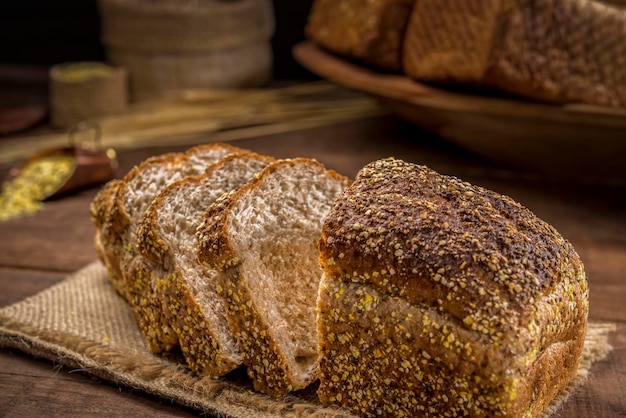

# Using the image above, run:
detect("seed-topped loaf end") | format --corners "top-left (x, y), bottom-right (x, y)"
top-left (317, 157), bottom-right (588, 417)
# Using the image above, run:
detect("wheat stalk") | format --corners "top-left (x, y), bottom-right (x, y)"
top-left (0, 82), bottom-right (386, 168)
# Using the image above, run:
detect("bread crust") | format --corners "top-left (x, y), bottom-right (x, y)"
top-left (90, 179), bottom-right (119, 229)
top-left (90, 179), bottom-right (126, 298)
top-left (317, 158), bottom-right (588, 417)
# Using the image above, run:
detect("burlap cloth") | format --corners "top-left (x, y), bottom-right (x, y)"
top-left (0, 262), bottom-right (616, 417)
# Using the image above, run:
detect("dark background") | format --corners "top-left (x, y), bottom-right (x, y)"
top-left (0, 0), bottom-right (317, 79)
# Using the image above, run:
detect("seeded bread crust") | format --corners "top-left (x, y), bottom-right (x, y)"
top-left (197, 158), bottom-right (350, 397)
top-left (305, 0), bottom-right (415, 72)
top-left (317, 158), bottom-right (589, 417)
top-left (90, 179), bottom-right (119, 230)
top-left (104, 143), bottom-right (243, 353)
top-left (137, 151), bottom-right (275, 377)
top-left (90, 179), bottom-right (125, 297)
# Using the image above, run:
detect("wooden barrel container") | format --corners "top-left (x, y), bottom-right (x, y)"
top-left (97, 0), bottom-right (275, 102)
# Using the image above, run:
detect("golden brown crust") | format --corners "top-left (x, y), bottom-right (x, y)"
top-left (317, 158), bottom-right (588, 417)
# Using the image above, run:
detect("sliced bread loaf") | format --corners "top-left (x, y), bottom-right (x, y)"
top-left (137, 151), bottom-right (274, 376)
top-left (196, 158), bottom-right (350, 396)
top-left (104, 142), bottom-right (244, 353)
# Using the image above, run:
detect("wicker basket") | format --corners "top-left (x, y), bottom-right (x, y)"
top-left (97, 0), bottom-right (275, 102)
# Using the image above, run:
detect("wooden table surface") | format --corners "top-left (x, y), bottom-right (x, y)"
top-left (0, 113), bottom-right (625, 417)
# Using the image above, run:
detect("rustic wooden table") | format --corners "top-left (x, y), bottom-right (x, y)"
top-left (0, 114), bottom-right (624, 416)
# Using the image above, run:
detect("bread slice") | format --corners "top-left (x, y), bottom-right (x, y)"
top-left (317, 158), bottom-right (589, 417)
top-left (137, 151), bottom-right (275, 377)
top-left (103, 142), bottom-right (244, 353)
top-left (403, 0), bottom-right (626, 107)
top-left (197, 158), bottom-right (350, 396)
top-left (306, 0), bottom-right (416, 72)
